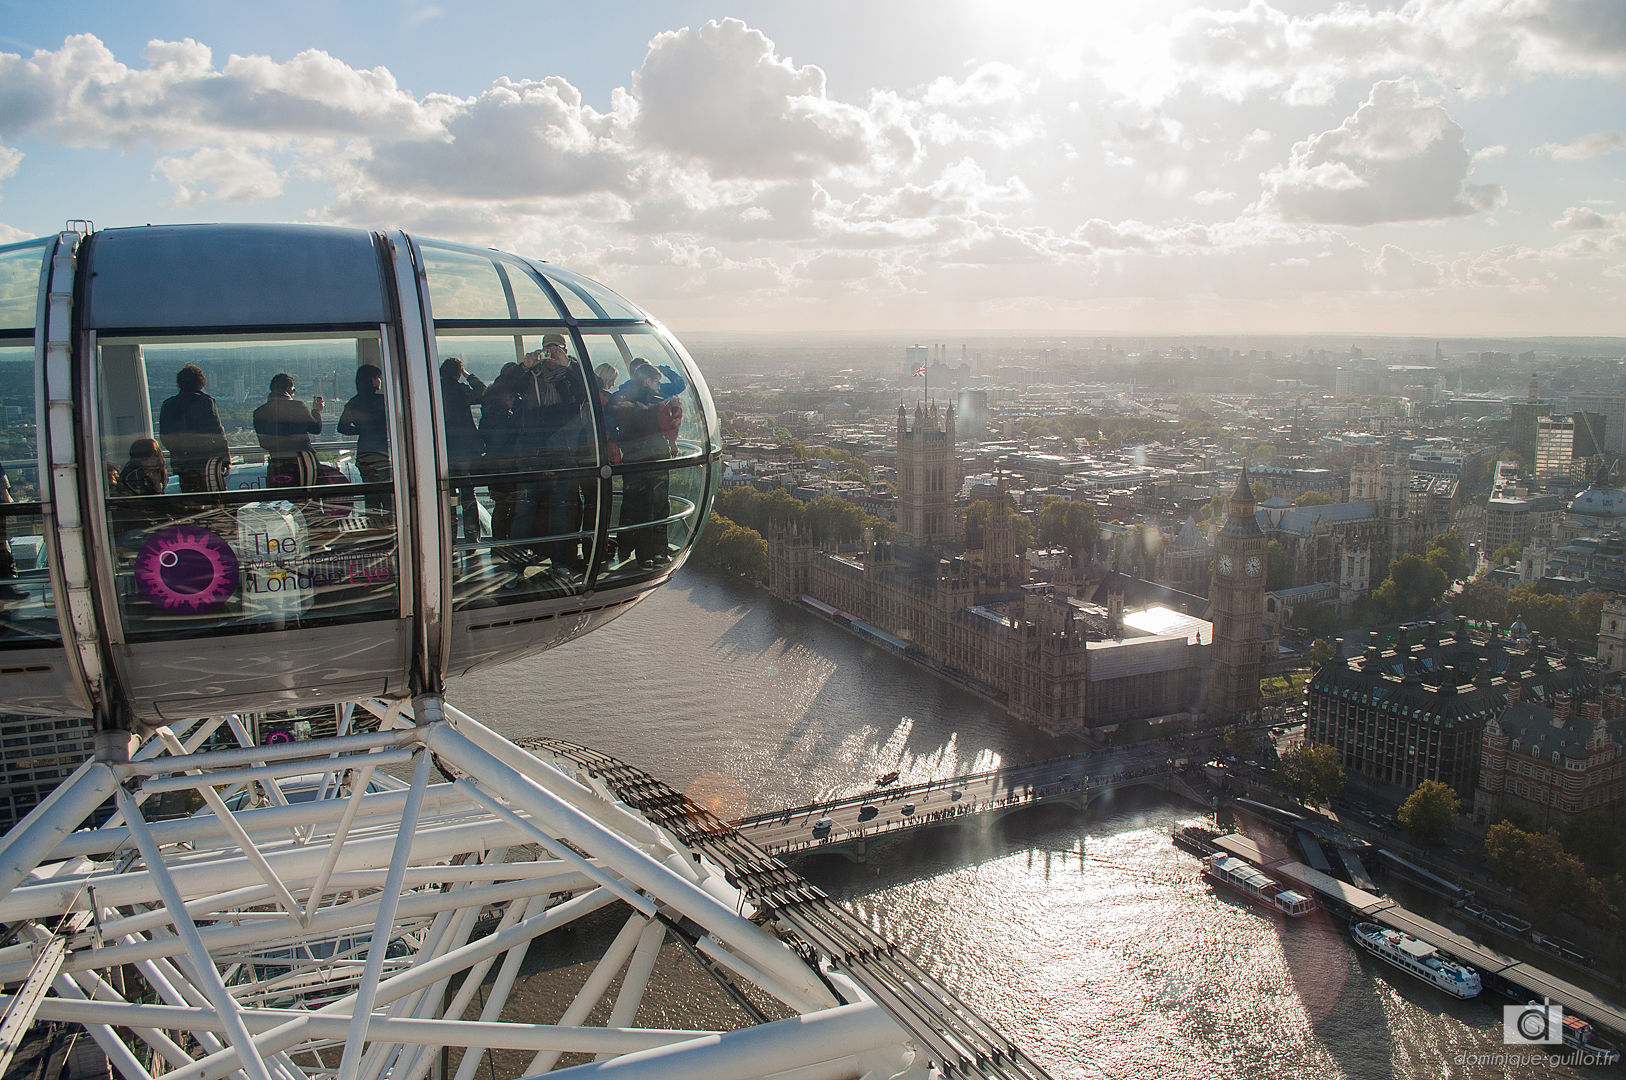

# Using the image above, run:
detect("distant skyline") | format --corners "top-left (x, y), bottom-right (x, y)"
top-left (1, 1), bottom-right (1623, 336)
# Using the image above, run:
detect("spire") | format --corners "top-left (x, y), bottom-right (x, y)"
top-left (1221, 458), bottom-right (1264, 539)
top-left (1231, 459), bottom-right (1254, 505)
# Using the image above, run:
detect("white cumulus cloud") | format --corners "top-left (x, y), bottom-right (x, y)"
top-left (1537, 131), bottom-right (1626, 161)
top-left (1258, 79), bottom-right (1503, 225)
top-left (155, 147), bottom-right (285, 205)
top-left (631, 18), bottom-right (917, 180)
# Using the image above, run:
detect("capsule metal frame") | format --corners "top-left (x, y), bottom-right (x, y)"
top-left (0, 223), bottom-right (720, 727)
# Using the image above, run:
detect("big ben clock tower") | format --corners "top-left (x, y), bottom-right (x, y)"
top-left (1207, 464), bottom-right (1266, 721)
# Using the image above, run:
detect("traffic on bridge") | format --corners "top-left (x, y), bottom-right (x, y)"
top-left (733, 745), bottom-right (1203, 856)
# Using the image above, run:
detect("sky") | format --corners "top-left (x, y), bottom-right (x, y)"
top-left (0, 0), bottom-right (1623, 337)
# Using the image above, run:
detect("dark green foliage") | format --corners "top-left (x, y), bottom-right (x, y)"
top-left (1397, 780), bottom-right (1458, 846)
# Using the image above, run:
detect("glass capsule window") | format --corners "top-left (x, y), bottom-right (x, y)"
top-left (420, 245), bottom-right (565, 322)
top-left (577, 330), bottom-right (709, 587)
top-left (0, 241), bottom-right (55, 646)
top-left (422, 249), bottom-right (713, 610)
top-left (92, 332), bottom-right (402, 639)
top-left (433, 330), bottom-right (603, 608)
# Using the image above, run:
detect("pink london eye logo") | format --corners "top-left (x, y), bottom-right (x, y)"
top-left (133, 527), bottom-right (240, 613)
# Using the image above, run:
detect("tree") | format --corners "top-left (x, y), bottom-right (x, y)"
top-left (1397, 780), bottom-right (1459, 846)
top-left (1561, 807), bottom-right (1626, 879)
top-left (1491, 542), bottom-right (1523, 568)
top-left (964, 498), bottom-right (993, 548)
top-left (1424, 530), bottom-right (1468, 583)
top-left (1485, 821), bottom-right (1591, 910)
top-left (804, 496), bottom-right (886, 545)
top-left (1293, 490), bottom-right (1334, 507)
top-left (1037, 498), bottom-right (1099, 563)
top-left (1506, 584), bottom-right (1582, 643)
top-left (1574, 591), bottom-right (1608, 649)
top-left (1279, 745), bottom-right (1345, 807)
top-left (1453, 578), bottom-right (1508, 624)
top-left (1307, 638), bottom-right (1336, 667)
top-left (1370, 554), bottom-right (1447, 620)
top-left (689, 512), bottom-right (768, 581)
top-left (1251, 481), bottom-right (1272, 504)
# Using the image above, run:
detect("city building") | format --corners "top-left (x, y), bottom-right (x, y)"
top-left (1567, 392), bottom-right (1626, 456)
top-left (895, 402), bottom-right (957, 547)
top-left (1534, 416), bottom-right (1575, 480)
top-left (1485, 490), bottom-right (1565, 555)
top-left (0, 715), bottom-right (95, 832)
top-left (1602, 598), bottom-right (1626, 672)
top-left (1306, 620), bottom-right (1596, 798)
top-left (1474, 685), bottom-right (1626, 828)
top-left (1509, 401), bottom-right (1541, 466)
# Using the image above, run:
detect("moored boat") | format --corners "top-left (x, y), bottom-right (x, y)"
top-left (1562, 1014), bottom-right (1621, 1064)
top-left (1201, 853), bottom-right (1317, 917)
top-left (1350, 921), bottom-right (1480, 998)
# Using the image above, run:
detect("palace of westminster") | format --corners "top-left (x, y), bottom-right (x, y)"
top-left (767, 401), bottom-right (1268, 737)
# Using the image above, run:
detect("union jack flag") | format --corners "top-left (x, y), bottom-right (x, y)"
top-left (913, 364), bottom-right (926, 377)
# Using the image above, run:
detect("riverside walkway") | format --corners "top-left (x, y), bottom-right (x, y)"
top-left (733, 754), bottom-right (1213, 861)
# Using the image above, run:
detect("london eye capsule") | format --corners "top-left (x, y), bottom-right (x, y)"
top-left (0, 223), bottom-right (719, 725)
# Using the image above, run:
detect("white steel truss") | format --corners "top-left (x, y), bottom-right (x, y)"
top-left (0, 701), bottom-right (929, 1080)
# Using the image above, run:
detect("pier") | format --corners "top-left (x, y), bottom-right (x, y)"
top-left (1211, 833), bottom-right (1626, 1040)
top-left (733, 754), bottom-right (1213, 861)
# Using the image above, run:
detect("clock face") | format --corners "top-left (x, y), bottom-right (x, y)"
top-left (1245, 555), bottom-right (1262, 577)
top-left (1217, 554), bottom-right (1233, 576)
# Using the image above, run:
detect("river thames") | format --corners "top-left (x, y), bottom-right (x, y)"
top-left (455, 570), bottom-right (1610, 1080)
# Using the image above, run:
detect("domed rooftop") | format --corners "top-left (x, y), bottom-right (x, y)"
top-left (1567, 467), bottom-right (1626, 522)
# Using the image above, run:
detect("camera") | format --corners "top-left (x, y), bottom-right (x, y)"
top-left (1503, 1002), bottom-right (1563, 1045)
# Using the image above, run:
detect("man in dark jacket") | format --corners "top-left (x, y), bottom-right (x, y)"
top-left (158, 364), bottom-right (229, 493)
top-left (337, 364), bottom-right (390, 513)
top-left (253, 373), bottom-right (323, 489)
top-left (480, 365), bottom-right (522, 543)
top-left (511, 334), bottom-right (591, 571)
top-left (611, 357), bottom-right (682, 567)
top-left (440, 356), bottom-right (486, 542)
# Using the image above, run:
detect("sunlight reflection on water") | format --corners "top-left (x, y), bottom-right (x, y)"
top-left (455, 571), bottom-right (1602, 1080)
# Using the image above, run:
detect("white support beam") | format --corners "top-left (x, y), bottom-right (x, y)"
top-left (13, 998), bottom-right (720, 1054)
top-left (0, 933), bottom-right (65, 1077)
top-left (0, 764), bottom-right (118, 897)
top-left (453, 780), bottom-right (656, 917)
top-left (427, 723), bottom-right (836, 1009)
top-left (26, 873), bottom-right (593, 981)
top-left (154, 887), bottom-right (618, 1080)
top-left (304, 764), bottom-right (378, 925)
top-left (597, 917), bottom-right (668, 1059)
top-left (115, 787), bottom-right (277, 1080)
top-left (534, 1003), bottom-right (908, 1080)
top-left (158, 731), bottom-right (305, 922)
top-left (525, 913), bottom-right (652, 1076)
top-left (338, 750), bottom-right (431, 1080)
